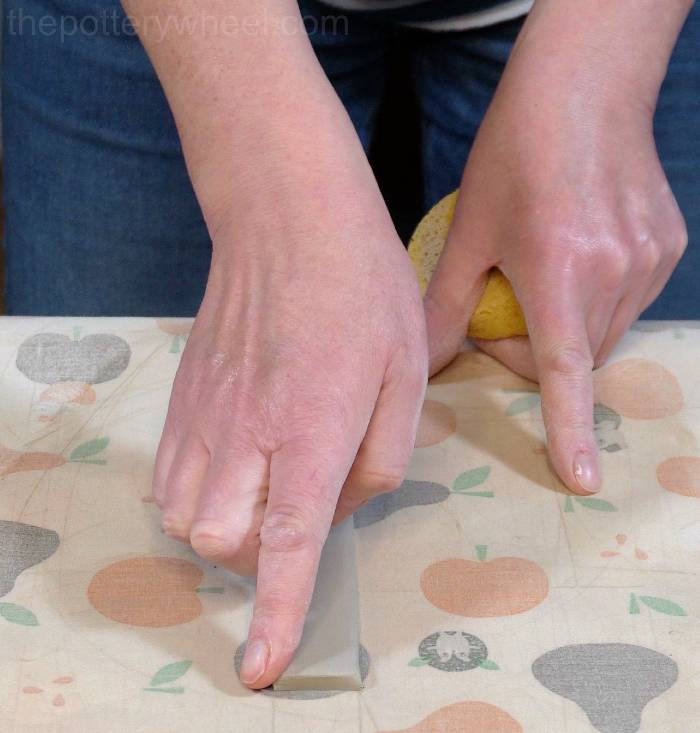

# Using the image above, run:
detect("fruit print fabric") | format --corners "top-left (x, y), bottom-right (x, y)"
top-left (87, 556), bottom-right (206, 627)
top-left (656, 456), bottom-right (700, 497)
top-left (532, 644), bottom-right (679, 733)
top-left (377, 700), bottom-right (523, 733)
top-left (16, 332), bottom-right (131, 385)
top-left (593, 358), bottom-right (684, 420)
top-left (1, 316), bottom-right (699, 732)
top-left (354, 480), bottom-right (450, 528)
top-left (0, 521), bottom-right (60, 597)
top-left (420, 548), bottom-right (549, 617)
top-left (414, 631), bottom-right (491, 672)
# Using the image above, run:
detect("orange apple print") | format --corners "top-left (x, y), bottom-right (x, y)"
top-left (156, 319), bottom-right (192, 336)
top-left (593, 359), bottom-right (683, 419)
top-left (657, 456), bottom-right (700, 498)
top-left (378, 700), bottom-right (522, 733)
top-left (415, 400), bottom-right (457, 448)
top-left (421, 545), bottom-right (548, 617)
top-left (87, 556), bottom-right (220, 627)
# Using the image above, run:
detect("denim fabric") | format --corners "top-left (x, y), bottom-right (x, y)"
top-left (3, 0), bottom-right (211, 316)
top-left (304, 2), bottom-right (700, 319)
top-left (3, 0), bottom-right (699, 317)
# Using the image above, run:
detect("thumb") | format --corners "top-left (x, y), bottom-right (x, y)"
top-left (423, 217), bottom-right (491, 376)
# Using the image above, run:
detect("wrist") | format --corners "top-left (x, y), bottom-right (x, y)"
top-left (192, 90), bottom-right (370, 236)
top-left (199, 117), bottom-right (399, 268)
top-left (507, 0), bottom-right (693, 119)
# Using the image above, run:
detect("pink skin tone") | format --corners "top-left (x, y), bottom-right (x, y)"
top-left (124, 0), bottom-right (427, 688)
top-left (426, 0), bottom-right (691, 494)
top-left (123, 0), bottom-right (691, 688)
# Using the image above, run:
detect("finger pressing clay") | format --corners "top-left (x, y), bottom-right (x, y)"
top-left (407, 190), bottom-right (528, 340)
top-left (273, 518), bottom-right (362, 691)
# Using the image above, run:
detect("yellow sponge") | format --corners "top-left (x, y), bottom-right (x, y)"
top-left (407, 190), bottom-right (528, 340)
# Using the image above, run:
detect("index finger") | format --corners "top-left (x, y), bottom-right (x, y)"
top-left (526, 297), bottom-right (601, 495)
top-left (239, 438), bottom-right (351, 689)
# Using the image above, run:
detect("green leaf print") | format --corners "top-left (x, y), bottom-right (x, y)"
top-left (477, 658), bottom-right (500, 670)
top-left (150, 660), bottom-right (192, 687)
top-left (0, 602), bottom-right (38, 626)
top-left (574, 497), bottom-right (617, 512)
top-left (629, 593), bottom-right (641, 615)
top-left (453, 466), bottom-right (491, 492)
top-left (639, 596), bottom-right (686, 616)
top-left (70, 437), bottom-right (109, 461)
top-left (169, 335), bottom-right (188, 354)
top-left (408, 657), bottom-right (431, 667)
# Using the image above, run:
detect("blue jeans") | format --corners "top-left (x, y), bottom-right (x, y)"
top-left (3, 0), bottom-right (699, 317)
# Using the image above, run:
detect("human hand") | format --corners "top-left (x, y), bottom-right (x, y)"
top-left (424, 5), bottom-right (687, 495)
top-left (152, 158), bottom-right (427, 688)
top-left (124, 0), bottom-right (427, 690)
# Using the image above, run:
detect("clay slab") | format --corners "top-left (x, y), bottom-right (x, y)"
top-left (273, 518), bottom-right (362, 691)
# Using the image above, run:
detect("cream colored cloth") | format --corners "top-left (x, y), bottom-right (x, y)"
top-left (1, 317), bottom-right (698, 732)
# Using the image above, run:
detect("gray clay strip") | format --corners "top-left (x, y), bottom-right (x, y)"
top-left (273, 518), bottom-right (362, 691)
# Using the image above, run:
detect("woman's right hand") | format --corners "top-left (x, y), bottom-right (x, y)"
top-left (153, 138), bottom-right (428, 689)
top-left (123, 0), bottom-right (428, 688)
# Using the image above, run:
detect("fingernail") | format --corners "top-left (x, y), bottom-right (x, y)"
top-left (240, 639), bottom-right (269, 685)
top-left (573, 451), bottom-right (601, 494)
top-left (161, 515), bottom-right (188, 543)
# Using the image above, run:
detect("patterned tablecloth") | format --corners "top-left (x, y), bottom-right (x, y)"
top-left (1, 317), bottom-right (699, 733)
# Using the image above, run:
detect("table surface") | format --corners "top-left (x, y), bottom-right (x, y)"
top-left (1, 317), bottom-right (699, 733)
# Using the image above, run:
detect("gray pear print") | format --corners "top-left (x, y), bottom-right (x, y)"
top-left (532, 643), bottom-right (678, 733)
top-left (354, 480), bottom-right (449, 528)
top-left (0, 520), bottom-right (60, 597)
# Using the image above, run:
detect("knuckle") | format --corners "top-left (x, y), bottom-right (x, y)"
top-left (541, 342), bottom-right (593, 377)
top-left (633, 239), bottom-right (661, 274)
top-left (260, 505), bottom-right (325, 553)
top-left (602, 246), bottom-right (632, 283)
top-left (190, 520), bottom-right (244, 560)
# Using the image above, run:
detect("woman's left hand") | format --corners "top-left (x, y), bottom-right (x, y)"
top-left (424, 3), bottom-right (688, 495)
